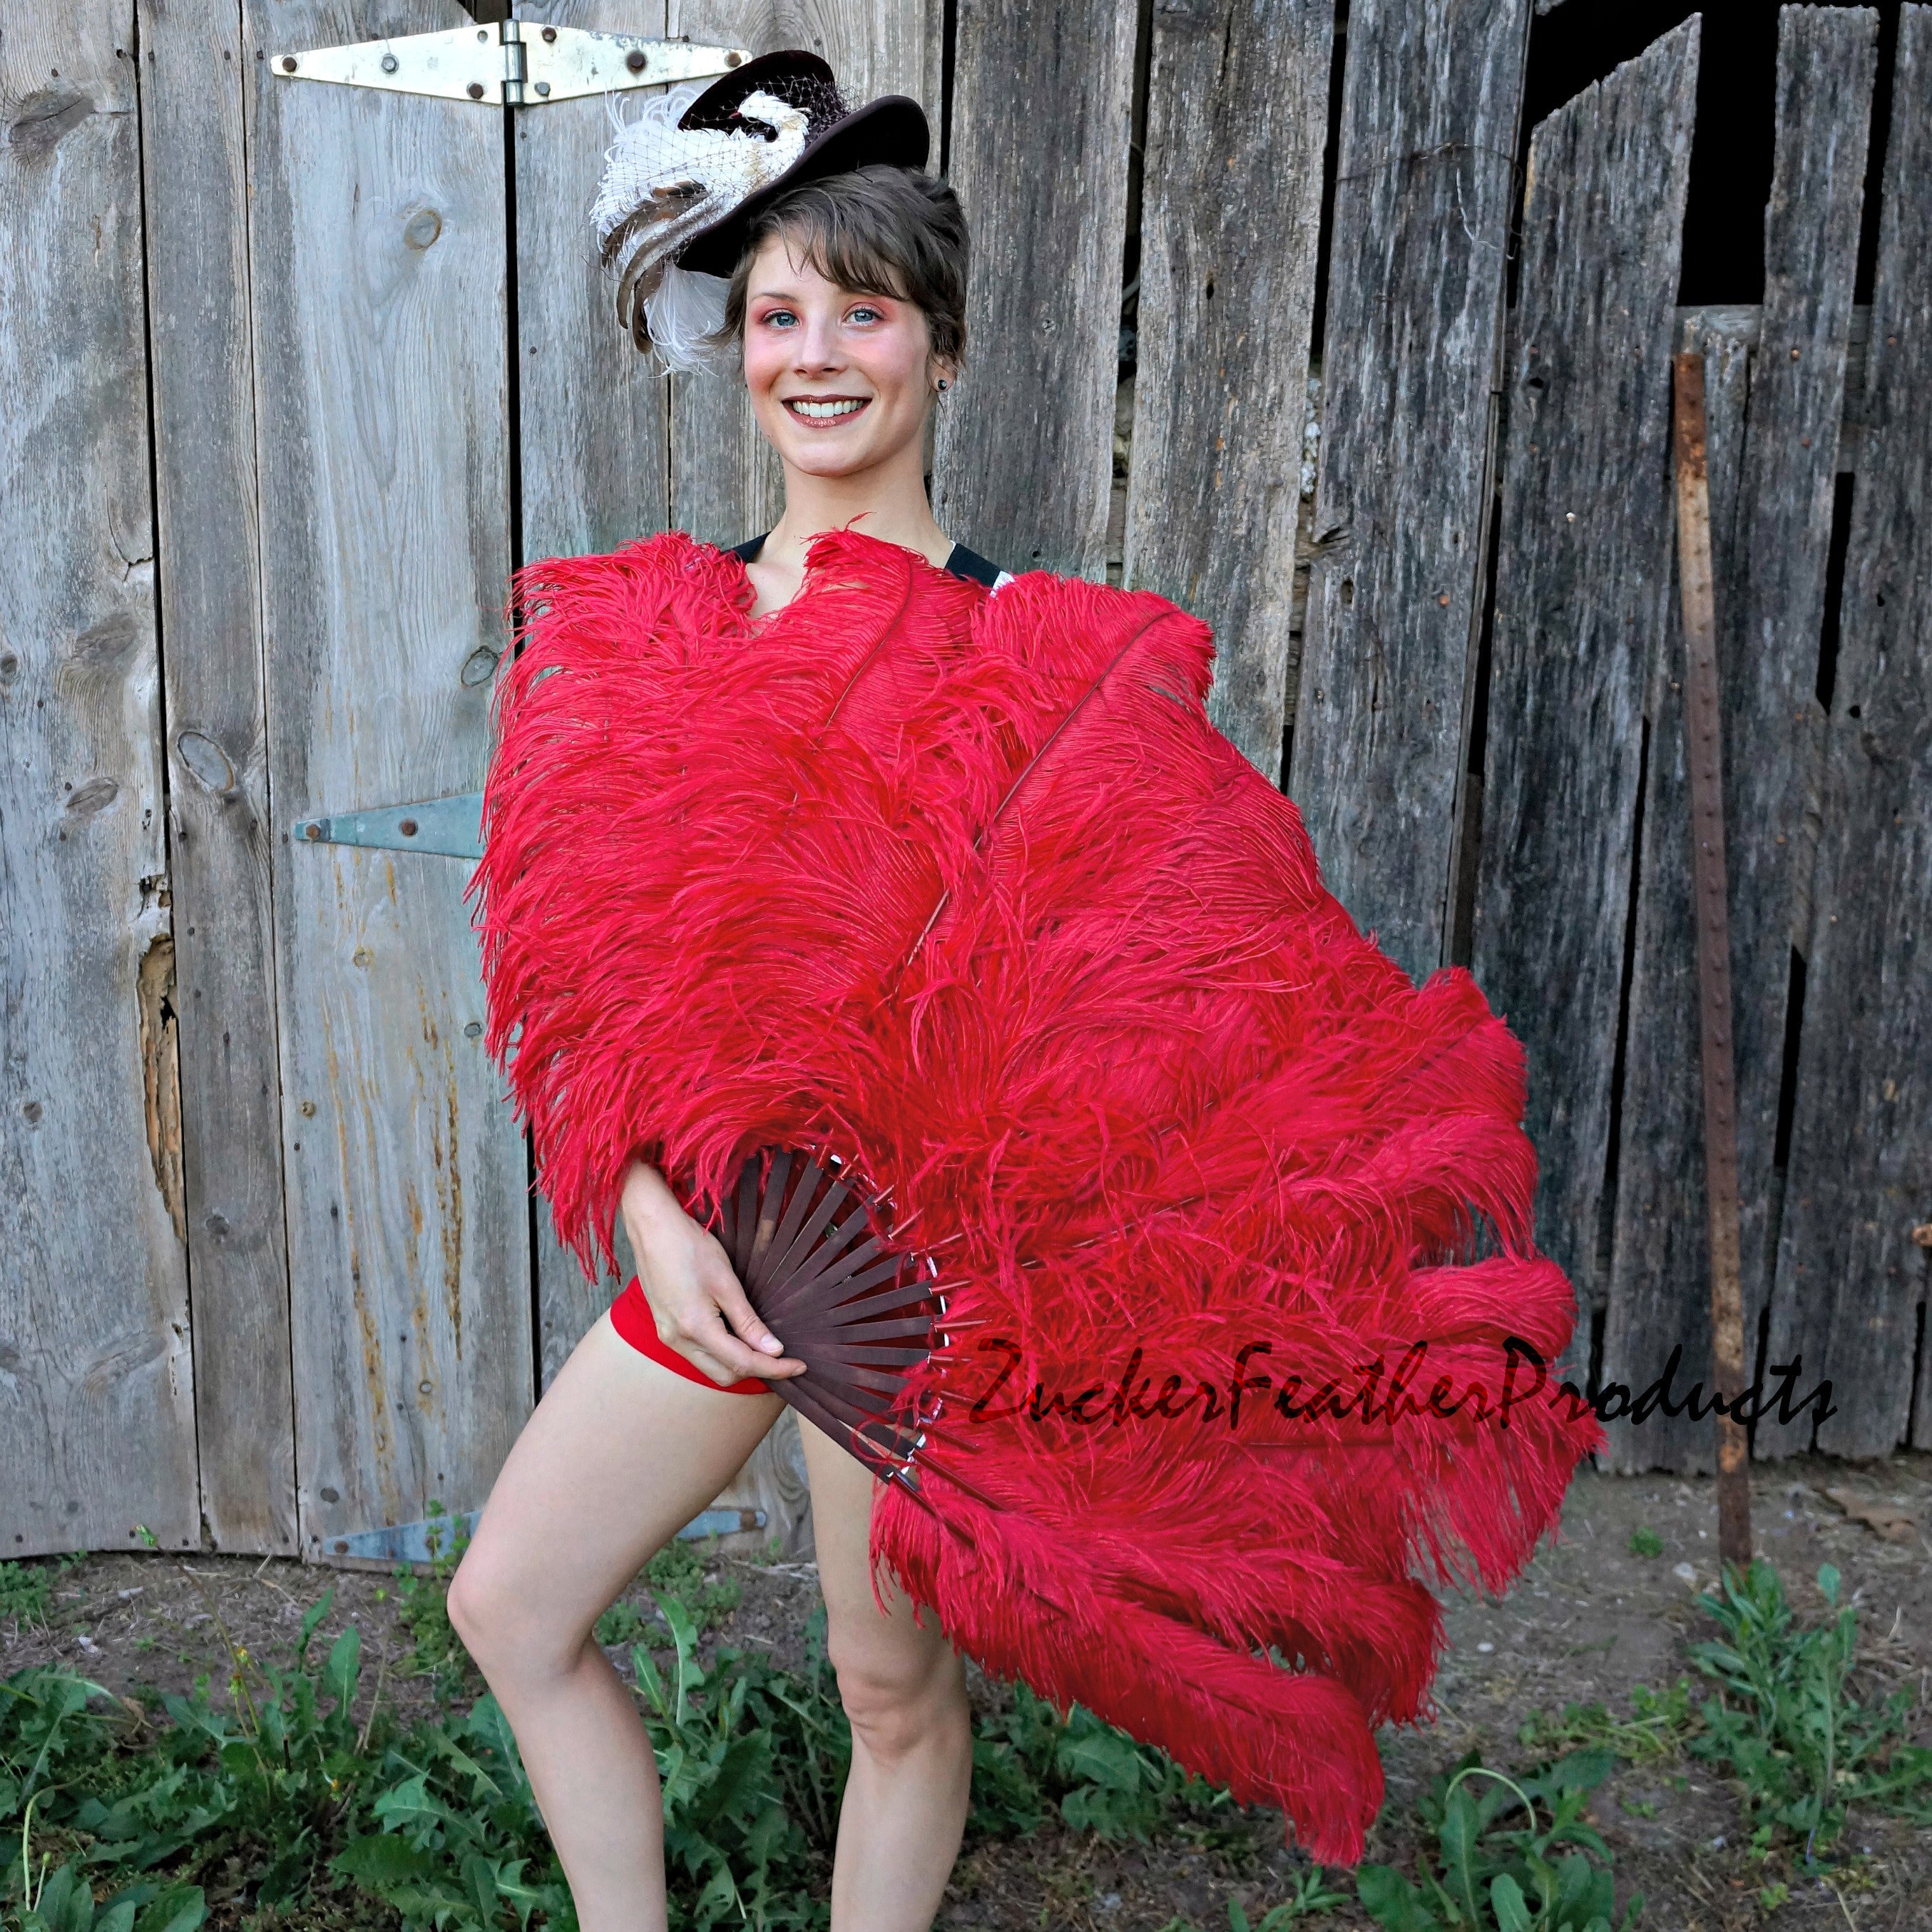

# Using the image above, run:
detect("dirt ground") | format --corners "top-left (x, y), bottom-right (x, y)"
top-left (6, 1452), bottom-right (1931, 1931)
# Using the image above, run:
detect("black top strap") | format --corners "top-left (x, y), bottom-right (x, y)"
top-left (941, 542), bottom-right (1005, 588)
top-left (729, 532), bottom-right (1006, 584)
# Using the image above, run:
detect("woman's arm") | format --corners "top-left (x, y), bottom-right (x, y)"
top-left (618, 1159), bottom-right (807, 1386)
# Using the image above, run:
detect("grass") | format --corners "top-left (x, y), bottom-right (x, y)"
top-left (0, 1561), bottom-right (84, 1636)
top-left (6, 1548), bottom-right (1928, 1928)
top-left (1516, 1681), bottom-right (1699, 1767)
top-left (1, 1523), bottom-right (1277, 1931)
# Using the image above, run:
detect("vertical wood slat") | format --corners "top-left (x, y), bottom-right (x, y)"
top-left (515, 0), bottom-right (673, 1389)
top-left (1122, 0), bottom-right (1332, 784)
top-left (1601, 315), bottom-right (1750, 1471)
top-left (0, 0), bottom-right (200, 1557)
top-left (1289, 0), bottom-right (1531, 982)
top-left (138, 0), bottom-right (299, 1550)
top-left (1766, 5), bottom-right (1932, 1460)
top-left (932, 0), bottom-right (1138, 578)
top-left (1471, 21), bottom-right (1700, 1338)
top-left (244, 0), bottom-right (533, 1558)
top-left (1606, 9), bottom-right (1876, 1473)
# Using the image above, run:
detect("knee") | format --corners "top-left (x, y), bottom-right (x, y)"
top-left (446, 1545), bottom-right (581, 1681)
top-left (829, 1632), bottom-right (968, 1765)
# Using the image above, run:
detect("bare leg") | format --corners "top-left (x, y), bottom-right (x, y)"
top-left (446, 1312), bottom-right (785, 1932)
top-left (797, 1419), bottom-right (973, 1932)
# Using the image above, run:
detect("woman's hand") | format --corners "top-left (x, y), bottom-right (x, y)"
top-left (619, 1160), bottom-right (807, 1387)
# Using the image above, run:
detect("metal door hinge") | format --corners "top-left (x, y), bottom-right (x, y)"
top-left (292, 792), bottom-right (484, 860)
top-left (271, 21), bottom-right (747, 106)
top-left (321, 1503), bottom-right (765, 1565)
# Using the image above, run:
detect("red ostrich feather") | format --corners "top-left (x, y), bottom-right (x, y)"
top-left (471, 527), bottom-right (1603, 1864)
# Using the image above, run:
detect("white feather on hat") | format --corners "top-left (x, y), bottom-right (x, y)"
top-left (593, 81), bottom-right (812, 374)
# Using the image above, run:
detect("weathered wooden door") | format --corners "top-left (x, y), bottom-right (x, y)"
top-left (3, 0), bottom-right (929, 1563)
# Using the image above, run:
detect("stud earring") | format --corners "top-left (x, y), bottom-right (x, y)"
top-left (936, 377), bottom-right (951, 393)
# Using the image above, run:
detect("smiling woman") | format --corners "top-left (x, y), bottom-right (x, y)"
top-left (456, 41), bottom-right (1600, 1923)
top-left (448, 51), bottom-right (1001, 1932)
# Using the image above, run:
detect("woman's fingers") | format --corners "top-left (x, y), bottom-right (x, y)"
top-left (704, 1271), bottom-right (806, 1376)
top-left (675, 1299), bottom-right (807, 1384)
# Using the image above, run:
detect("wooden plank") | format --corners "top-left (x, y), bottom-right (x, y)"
top-left (1600, 317), bottom-right (1751, 1475)
top-left (0, 0), bottom-right (200, 1556)
top-left (515, 0), bottom-right (673, 1381)
top-left (931, 0), bottom-right (1137, 578)
top-left (243, 0), bottom-right (534, 1559)
top-left (665, 0), bottom-right (941, 551)
top-left (1606, 10), bottom-right (1877, 1473)
top-left (1122, 0), bottom-right (1332, 784)
top-left (1764, 6), bottom-right (1932, 1461)
top-left (1470, 23), bottom-right (1700, 1340)
top-left (137, 0), bottom-right (298, 1552)
top-left (1289, 0), bottom-right (1531, 981)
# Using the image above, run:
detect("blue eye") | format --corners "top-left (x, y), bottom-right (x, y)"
top-left (849, 305), bottom-right (883, 324)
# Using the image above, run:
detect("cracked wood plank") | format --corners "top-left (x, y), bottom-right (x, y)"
top-left (1290, 0), bottom-right (1532, 981)
top-left (1471, 21), bottom-right (1700, 1338)
top-left (138, 0), bottom-right (300, 1551)
top-left (1608, 9), bottom-right (1878, 1473)
top-left (1765, 6), bottom-right (1932, 1461)
top-left (932, 0), bottom-right (1137, 578)
top-left (0, 0), bottom-right (199, 1555)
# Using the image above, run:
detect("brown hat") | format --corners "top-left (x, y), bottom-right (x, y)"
top-left (592, 51), bottom-right (930, 367)
top-left (670, 52), bottom-right (929, 276)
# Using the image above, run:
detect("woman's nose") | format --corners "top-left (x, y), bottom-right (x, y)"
top-left (792, 315), bottom-right (845, 369)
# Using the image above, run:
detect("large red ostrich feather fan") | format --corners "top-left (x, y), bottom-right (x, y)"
top-left (472, 527), bottom-right (1603, 1864)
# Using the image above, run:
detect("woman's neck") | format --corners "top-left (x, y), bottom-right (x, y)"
top-left (759, 444), bottom-right (951, 575)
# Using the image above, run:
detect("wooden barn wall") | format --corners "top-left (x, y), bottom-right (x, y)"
top-left (5, 1), bottom-right (1931, 1557)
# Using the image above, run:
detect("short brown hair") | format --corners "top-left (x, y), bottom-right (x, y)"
top-left (717, 164), bottom-right (969, 369)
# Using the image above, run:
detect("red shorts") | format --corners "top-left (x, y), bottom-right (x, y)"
top-left (608, 1278), bottom-right (773, 1394)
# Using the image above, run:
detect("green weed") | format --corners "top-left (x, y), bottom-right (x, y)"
top-left (1227, 1866), bottom-right (1351, 1923)
top-left (968, 1680), bottom-right (1243, 1847)
top-left (1626, 1530), bottom-right (1662, 1560)
top-left (1685, 1561), bottom-right (1932, 1860)
top-left (1516, 1682), bottom-right (1697, 1767)
top-left (381, 1503), bottom-right (477, 1710)
top-left (1356, 1749), bottom-right (1642, 1931)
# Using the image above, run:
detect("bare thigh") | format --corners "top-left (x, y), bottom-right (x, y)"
top-left (795, 1416), bottom-right (961, 1692)
top-left (451, 1311), bottom-right (787, 1657)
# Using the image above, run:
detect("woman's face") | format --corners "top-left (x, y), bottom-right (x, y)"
top-left (740, 232), bottom-right (949, 479)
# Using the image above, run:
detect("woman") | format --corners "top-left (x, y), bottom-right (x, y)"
top-left (449, 55), bottom-right (994, 1932)
top-left (456, 44), bottom-right (1600, 1931)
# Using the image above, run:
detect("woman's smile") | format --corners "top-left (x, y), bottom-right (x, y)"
top-left (782, 394), bottom-right (872, 425)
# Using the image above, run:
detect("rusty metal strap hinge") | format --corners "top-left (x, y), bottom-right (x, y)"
top-left (292, 792), bottom-right (484, 860)
top-left (271, 21), bottom-right (747, 106)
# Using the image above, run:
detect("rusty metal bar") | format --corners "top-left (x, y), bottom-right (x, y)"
top-left (1670, 350), bottom-right (1753, 1572)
